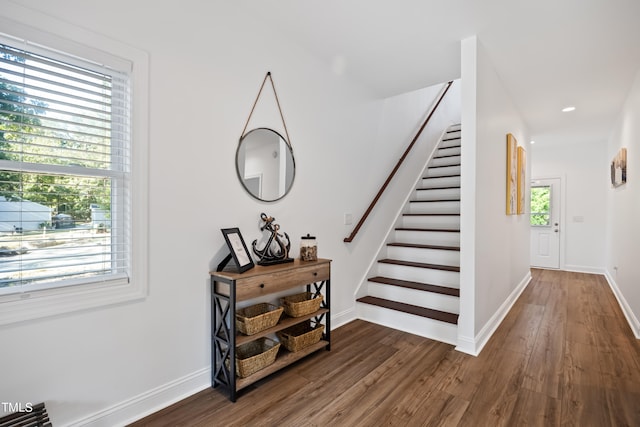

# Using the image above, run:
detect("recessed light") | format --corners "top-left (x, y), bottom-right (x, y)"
top-left (530, 140), bottom-right (535, 144)
top-left (562, 106), bottom-right (576, 112)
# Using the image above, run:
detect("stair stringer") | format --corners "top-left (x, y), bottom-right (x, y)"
top-left (353, 126), bottom-right (451, 302)
top-left (356, 125), bottom-right (461, 345)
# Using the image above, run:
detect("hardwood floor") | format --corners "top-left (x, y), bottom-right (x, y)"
top-left (131, 269), bottom-right (640, 426)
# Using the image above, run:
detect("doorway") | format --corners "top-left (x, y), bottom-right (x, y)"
top-left (530, 177), bottom-right (561, 268)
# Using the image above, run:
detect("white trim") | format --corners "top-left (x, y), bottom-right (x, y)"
top-left (68, 368), bottom-right (210, 427)
top-left (563, 265), bottom-right (606, 275)
top-left (0, 279), bottom-right (146, 325)
top-left (458, 36), bottom-right (477, 354)
top-left (455, 270), bottom-right (532, 356)
top-left (530, 175), bottom-right (564, 269)
top-left (331, 307), bottom-right (357, 330)
top-left (357, 301), bottom-right (458, 345)
top-left (0, 3), bottom-right (140, 72)
top-left (455, 334), bottom-right (476, 355)
top-left (604, 270), bottom-right (640, 339)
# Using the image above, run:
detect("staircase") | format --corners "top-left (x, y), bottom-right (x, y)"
top-left (356, 125), bottom-right (461, 345)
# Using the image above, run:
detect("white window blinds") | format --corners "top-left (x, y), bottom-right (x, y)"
top-left (0, 39), bottom-right (131, 293)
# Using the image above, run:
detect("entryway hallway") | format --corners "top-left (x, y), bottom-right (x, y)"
top-left (133, 269), bottom-right (640, 426)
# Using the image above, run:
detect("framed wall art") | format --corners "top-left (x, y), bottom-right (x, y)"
top-left (611, 147), bottom-right (627, 187)
top-left (506, 133), bottom-right (518, 215)
top-left (517, 146), bottom-right (526, 214)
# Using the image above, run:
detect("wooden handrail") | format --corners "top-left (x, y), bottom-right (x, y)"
top-left (344, 81), bottom-right (454, 243)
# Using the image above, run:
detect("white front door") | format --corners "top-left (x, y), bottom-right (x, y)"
top-left (530, 178), bottom-right (560, 268)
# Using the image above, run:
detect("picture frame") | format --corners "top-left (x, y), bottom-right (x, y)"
top-left (219, 228), bottom-right (255, 273)
top-left (517, 146), bottom-right (526, 215)
top-left (506, 133), bottom-right (518, 215)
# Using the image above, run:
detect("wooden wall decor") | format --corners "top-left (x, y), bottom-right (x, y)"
top-left (506, 133), bottom-right (518, 215)
top-left (517, 146), bottom-right (526, 214)
top-left (611, 147), bottom-right (627, 187)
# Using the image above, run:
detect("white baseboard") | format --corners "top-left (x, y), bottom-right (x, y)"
top-left (455, 270), bottom-right (532, 356)
top-left (563, 264), bottom-right (606, 275)
top-left (66, 309), bottom-right (356, 427)
top-left (454, 334), bottom-right (477, 356)
top-left (331, 307), bottom-right (356, 330)
top-left (68, 367), bottom-right (210, 427)
top-left (604, 270), bottom-right (640, 339)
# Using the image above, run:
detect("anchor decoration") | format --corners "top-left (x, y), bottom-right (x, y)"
top-left (252, 213), bottom-right (293, 266)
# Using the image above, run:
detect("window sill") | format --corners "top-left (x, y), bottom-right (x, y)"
top-left (0, 277), bottom-right (147, 326)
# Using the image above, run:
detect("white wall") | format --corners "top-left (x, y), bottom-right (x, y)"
top-left (0, 1), bottom-right (459, 425)
top-left (459, 37), bottom-right (531, 355)
top-left (531, 140), bottom-right (607, 273)
top-left (605, 67), bottom-right (640, 338)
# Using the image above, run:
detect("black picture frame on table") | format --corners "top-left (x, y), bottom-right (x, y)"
top-left (218, 228), bottom-right (255, 273)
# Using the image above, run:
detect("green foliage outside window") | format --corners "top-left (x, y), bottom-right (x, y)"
top-left (1, 47), bottom-right (112, 222)
top-left (530, 186), bottom-right (550, 226)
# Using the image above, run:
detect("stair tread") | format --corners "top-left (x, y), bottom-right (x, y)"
top-left (410, 199), bottom-right (460, 202)
top-left (442, 137), bottom-right (461, 141)
top-left (403, 213), bottom-right (460, 216)
top-left (387, 242), bottom-right (460, 251)
top-left (423, 174), bottom-right (460, 179)
top-left (368, 276), bottom-right (460, 296)
top-left (416, 186), bottom-right (460, 191)
top-left (396, 227), bottom-right (460, 232)
top-left (378, 258), bottom-right (460, 272)
top-left (357, 296), bottom-right (459, 324)
top-left (430, 164), bottom-right (461, 168)
top-left (434, 154), bottom-right (461, 159)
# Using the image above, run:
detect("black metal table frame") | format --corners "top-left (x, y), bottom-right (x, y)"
top-left (211, 275), bottom-right (330, 402)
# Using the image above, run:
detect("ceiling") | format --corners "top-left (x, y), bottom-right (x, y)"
top-left (239, 0), bottom-right (640, 146)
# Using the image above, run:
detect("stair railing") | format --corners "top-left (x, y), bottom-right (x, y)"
top-left (344, 80), bottom-right (454, 243)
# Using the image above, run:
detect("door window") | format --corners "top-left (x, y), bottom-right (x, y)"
top-left (530, 186), bottom-right (551, 226)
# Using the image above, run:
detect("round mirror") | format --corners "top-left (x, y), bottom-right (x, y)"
top-left (236, 128), bottom-right (296, 202)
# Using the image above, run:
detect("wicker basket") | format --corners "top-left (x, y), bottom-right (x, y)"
top-left (276, 322), bottom-right (324, 352)
top-left (281, 292), bottom-right (323, 317)
top-left (236, 303), bottom-right (284, 335)
top-left (234, 337), bottom-right (280, 378)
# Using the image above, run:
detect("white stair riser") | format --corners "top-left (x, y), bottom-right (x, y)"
top-left (377, 263), bottom-right (460, 287)
top-left (357, 303), bottom-right (458, 345)
top-left (435, 146), bottom-right (461, 157)
top-left (419, 176), bottom-right (461, 189)
top-left (367, 282), bottom-right (460, 314)
top-left (401, 215), bottom-right (460, 229)
top-left (441, 139), bottom-right (461, 149)
top-left (408, 201), bottom-right (460, 214)
top-left (357, 124), bottom-right (462, 347)
top-left (430, 156), bottom-right (461, 168)
top-left (425, 165), bottom-right (461, 177)
top-left (387, 246), bottom-right (460, 267)
top-left (414, 187), bottom-right (460, 201)
top-left (395, 229), bottom-right (460, 246)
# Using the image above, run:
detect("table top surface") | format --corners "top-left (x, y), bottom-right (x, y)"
top-left (210, 258), bottom-right (331, 280)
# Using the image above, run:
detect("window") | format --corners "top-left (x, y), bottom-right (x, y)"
top-left (0, 18), bottom-right (148, 325)
top-left (0, 41), bottom-right (130, 290)
top-left (530, 185), bottom-right (551, 226)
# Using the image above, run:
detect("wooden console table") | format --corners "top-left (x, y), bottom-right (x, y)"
top-left (210, 258), bottom-right (331, 401)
